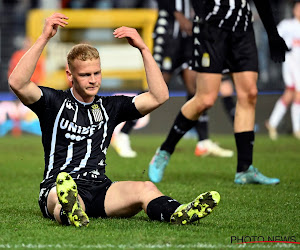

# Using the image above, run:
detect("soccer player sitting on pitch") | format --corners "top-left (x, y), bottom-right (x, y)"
top-left (8, 13), bottom-right (220, 227)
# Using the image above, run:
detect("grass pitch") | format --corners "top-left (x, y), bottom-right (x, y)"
top-left (0, 134), bottom-right (299, 249)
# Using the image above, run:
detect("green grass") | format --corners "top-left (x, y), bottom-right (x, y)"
top-left (0, 134), bottom-right (299, 249)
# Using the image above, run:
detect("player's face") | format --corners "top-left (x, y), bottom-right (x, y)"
top-left (294, 3), bottom-right (300, 20)
top-left (69, 58), bottom-right (102, 102)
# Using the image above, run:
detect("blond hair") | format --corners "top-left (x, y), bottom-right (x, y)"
top-left (67, 44), bottom-right (100, 70)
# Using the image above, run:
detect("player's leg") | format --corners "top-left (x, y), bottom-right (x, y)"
top-left (104, 181), bottom-right (220, 224)
top-left (291, 91), bottom-right (300, 139)
top-left (233, 72), bottom-right (279, 184)
top-left (148, 73), bottom-right (221, 183)
top-left (111, 120), bottom-right (138, 158)
top-left (290, 64), bottom-right (300, 139)
top-left (266, 87), bottom-right (294, 140)
top-left (220, 76), bottom-right (235, 124)
top-left (182, 69), bottom-right (233, 157)
top-left (266, 61), bottom-right (294, 140)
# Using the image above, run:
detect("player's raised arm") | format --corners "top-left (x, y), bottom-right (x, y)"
top-left (113, 26), bottom-right (169, 115)
top-left (8, 13), bottom-right (69, 105)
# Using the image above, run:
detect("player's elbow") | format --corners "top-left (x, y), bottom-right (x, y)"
top-left (8, 74), bottom-right (28, 93)
top-left (8, 74), bottom-right (19, 92)
top-left (157, 91), bottom-right (169, 105)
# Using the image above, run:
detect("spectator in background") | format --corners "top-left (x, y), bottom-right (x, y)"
top-left (266, 0), bottom-right (300, 140)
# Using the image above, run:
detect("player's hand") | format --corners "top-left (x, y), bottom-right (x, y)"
top-left (268, 35), bottom-right (289, 63)
top-left (174, 12), bottom-right (193, 36)
top-left (113, 27), bottom-right (147, 51)
top-left (41, 13), bottom-right (69, 40)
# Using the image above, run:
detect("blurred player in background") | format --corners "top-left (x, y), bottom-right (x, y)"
top-left (149, 0), bottom-right (289, 184)
top-left (112, 0), bottom-right (235, 158)
top-left (8, 13), bottom-right (220, 227)
top-left (266, 0), bottom-right (300, 140)
top-left (2, 37), bottom-right (45, 137)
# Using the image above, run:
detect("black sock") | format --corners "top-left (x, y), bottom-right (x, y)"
top-left (120, 120), bottom-right (138, 134)
top-left (161, 111), bottom-right (197, 154)
top-left (222, 96), bottom-right (235, 124)
top-left (59, 208), bottom-right (70, 226)
top-left (195, 109), bottom-right (209, 141)
top-left (147, 196), bottom-right (181, 222)
top-left (234, 131), bottom-right (254, 172)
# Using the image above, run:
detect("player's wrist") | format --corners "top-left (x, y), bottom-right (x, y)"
top-left (38, 34), bottom-right (52, 44)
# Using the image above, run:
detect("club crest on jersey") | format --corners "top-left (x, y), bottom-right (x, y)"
top-left (91, 104), bottom-right (103, 122)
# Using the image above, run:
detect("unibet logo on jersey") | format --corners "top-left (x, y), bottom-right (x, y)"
top-left (91, 104), bottom-right (103, 122)
top-left (202, 53), bottom-right (210, 67)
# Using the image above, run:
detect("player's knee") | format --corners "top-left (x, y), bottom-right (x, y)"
top-left (238, 88), bottom-right (257, 106)
top-left (195, 97), bottom-right (215, 112)
top-left (143, 181), bottom-right (159, 193)
top-left (248, 87), bottom-right (258, 99)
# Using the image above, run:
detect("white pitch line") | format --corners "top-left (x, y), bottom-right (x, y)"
top-left (0, 243), bottom-right (298, 249)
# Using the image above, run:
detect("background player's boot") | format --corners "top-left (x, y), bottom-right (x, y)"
top-left (170, 191), bottom-right (220, 225)
top-left (195, 139), bottom-right (233, 157)
top-left (148, 148), bottom-right (170, 183)
top-left (56, 172), bottom-right (89, 227)
top-left (234, 165), bottom-right (280, 185)
top-left (265, 120), bottom-right (278, 140)
top-left (293, 131), bottom-right (300, 140)
top-left (111, 132), bottom-right (137, 158)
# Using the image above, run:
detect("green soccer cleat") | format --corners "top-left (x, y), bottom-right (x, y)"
top-left (56, 172), bottom-right (89, 227)
top-left (170, 191), bottom-right (220, 225)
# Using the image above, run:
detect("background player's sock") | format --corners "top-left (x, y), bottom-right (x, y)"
top-left (161, 111), bottom-right (197, 154)
top-left (222, 96), bottom-right (235, 124)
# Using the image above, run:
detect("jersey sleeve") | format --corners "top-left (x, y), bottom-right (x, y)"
top-left (112, 95), bottom-right (144, 124)
top-left (26, 86), bottom-right (64, 117)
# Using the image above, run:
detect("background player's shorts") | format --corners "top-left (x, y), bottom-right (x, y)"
top-left (38, 173), bottom-right (112, 220)
top-left (282, 55), bottom-right (300, 91)
top-left (191, 22), bottom-right (258, 74)
top-left (153, 11), bottom-right (193, 73)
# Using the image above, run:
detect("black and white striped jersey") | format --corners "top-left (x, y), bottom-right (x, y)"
top-left (192, 0), bottom-right (253, 32)
top-left (154, 0), bottom-right (193, 38)
top-left (157, 0), bottom-right (192, 19)
top-left (28, 87), bottom-right (142, 185)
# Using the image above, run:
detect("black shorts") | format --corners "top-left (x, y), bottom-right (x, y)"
top-left (153, 12), bottom-right (193, 73)
top-left (191, 22), bottom-right (258, 74)
top-left (38, 173), bottom-right (112, 220)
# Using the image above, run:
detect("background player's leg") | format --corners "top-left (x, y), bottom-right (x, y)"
top-left (233, 71), bottom-right (279, 184)
top-left (266, 88), bottom-right (293, 140)
top-left (291, 90), bottom-right (300, 139)
top-left (148, 73), bottom-right (221, 183)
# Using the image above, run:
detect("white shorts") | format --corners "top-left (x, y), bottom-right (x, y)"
top-left (282, 55), bottom-right (300, 91)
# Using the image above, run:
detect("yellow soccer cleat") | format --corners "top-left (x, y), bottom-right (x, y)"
top-left (56, 172), bottom-right (89, 227)
top-left (170, 191), bottom-right (220, 225)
